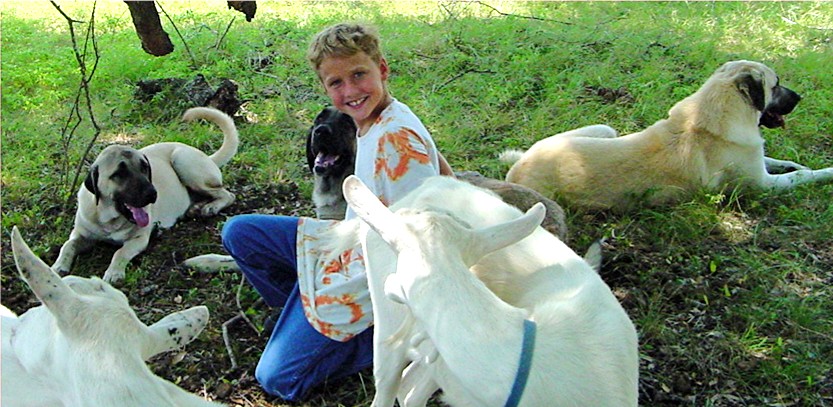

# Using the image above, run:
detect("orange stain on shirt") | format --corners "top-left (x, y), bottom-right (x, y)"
top-left (315, 293), bottom-right (366, 324)
top-left (374, 129), bottom-right (430, 181)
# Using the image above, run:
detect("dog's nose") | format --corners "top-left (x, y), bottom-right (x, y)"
top-left (772, 87), bottom-right (801, 115)
top-left (144, 187), bottom-right (158, 204)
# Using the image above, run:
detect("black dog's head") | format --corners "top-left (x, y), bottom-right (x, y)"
top-left (306, 107), bottom-right (358, 177)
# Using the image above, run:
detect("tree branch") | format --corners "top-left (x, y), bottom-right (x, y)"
top-left (51, 1), bottom-right (102, 204)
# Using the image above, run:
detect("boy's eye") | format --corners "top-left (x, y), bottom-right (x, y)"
top-left (328, 79), bottom-right (342, 88)
top-left (354, 71), bottom-right (365, 79)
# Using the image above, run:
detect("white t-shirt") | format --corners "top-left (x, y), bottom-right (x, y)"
top-left (295, 99), bottom-right (441, 341)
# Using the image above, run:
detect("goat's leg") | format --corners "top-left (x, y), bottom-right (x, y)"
top-left (371, 345), bottom-right (410, 407)
top-left (398, 360), bottom-right (439, 407)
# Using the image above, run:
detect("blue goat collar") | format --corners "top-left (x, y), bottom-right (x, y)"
top-left (504, 319), bottom-right (537, 407)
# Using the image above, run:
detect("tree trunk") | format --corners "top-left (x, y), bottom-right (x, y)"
top-left (227, 1), bottom-right (257, 21)
top-left (124, 1), bottom-right (174, 56)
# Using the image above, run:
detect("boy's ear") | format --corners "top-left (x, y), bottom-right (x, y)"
top-left (379, 57), bottom-right (389, 81)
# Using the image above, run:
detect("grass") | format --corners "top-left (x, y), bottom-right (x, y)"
top-left (2, 1), bottom-right (832, 406)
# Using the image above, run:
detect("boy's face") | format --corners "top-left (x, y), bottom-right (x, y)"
top-left (318, 51), bottom-right (389, 135)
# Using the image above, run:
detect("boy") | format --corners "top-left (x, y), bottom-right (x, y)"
top-left (221, 22), bottom-right (452, 401)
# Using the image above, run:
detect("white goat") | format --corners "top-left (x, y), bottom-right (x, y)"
top-left (332, 176), bottom-right (638, 406)
top-left (1, 226), bottom-right (224, 407)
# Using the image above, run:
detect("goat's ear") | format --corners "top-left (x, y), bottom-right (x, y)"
top-left (464, 202), bottom-right (546, 266)
top-left (343, 175), bottom-right (415, 253)
top-left (142, 305), bottom-right (209, 360)
top-left (10, 227), bottom-right (81, 324)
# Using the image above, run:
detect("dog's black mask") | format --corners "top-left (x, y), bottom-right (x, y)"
top-left (760, 85), bottom-right (801, 129)
top-left (110, 155), bottom-right (157, 225)
top-left (306, 107), bottom-right (358, 177)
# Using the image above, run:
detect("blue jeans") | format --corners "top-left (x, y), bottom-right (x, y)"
top-left (222, 214), bottom-right (374, 402)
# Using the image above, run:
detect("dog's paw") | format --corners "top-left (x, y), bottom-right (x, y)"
top-left (102, 268), bottom-right (125, 284)
top-left (183, 254), bottom-right (240, 272)
top-left (51, 264), bottom-right (71, 276)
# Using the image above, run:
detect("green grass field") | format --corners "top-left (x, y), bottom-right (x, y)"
top-left (2, 1), bottom-right (832, 406)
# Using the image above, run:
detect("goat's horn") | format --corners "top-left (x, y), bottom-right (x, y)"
top-left (10, 226), bottom-right (80, 316)
top-left (465, 202), bottom-right (546, 265)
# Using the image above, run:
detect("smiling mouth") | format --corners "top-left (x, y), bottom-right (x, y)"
top-left (347, 97), bottom-right (367, 107)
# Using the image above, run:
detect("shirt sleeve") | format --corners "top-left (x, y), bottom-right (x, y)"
top-left (372, 126), bottom-right (438, 206)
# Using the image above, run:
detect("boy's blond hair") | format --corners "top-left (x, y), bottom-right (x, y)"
top-left (307, 23), bottom-right (384, 72)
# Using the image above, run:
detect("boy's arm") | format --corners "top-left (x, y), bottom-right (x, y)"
top-left (438, 151), bottom-right (455, 177)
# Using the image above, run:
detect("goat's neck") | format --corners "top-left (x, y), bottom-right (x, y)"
top-left (401, 249), bottom-right (528, 401)
top-left (64, 350), bottom-right (217, 407)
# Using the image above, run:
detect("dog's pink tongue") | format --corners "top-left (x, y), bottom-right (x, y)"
top-left (315, 153), bottom-right (339, 168)
top-left (127, 205), bottom-right (150, 227)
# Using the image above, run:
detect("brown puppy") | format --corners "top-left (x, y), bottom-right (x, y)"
top-left (503, 60), bottom-right (833, 211)
top-left (52, 107), bottom-right (239, 282)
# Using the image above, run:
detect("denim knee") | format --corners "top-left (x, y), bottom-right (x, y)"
top-left (221, 215), bottom-right (254, 256)
top-left (255, 362), bottom-right (308, 402)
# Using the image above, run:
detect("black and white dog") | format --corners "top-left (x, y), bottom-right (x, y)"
top-left (306, 107), bottom-right (357, 219)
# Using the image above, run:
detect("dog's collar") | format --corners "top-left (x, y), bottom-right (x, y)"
top-left (505, 319), bottom-right (537, 407)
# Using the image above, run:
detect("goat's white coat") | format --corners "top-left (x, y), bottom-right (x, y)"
top-left (330, 176), bottom-right (639, 406)
top-left (1, 227), bottom-right (224, 407)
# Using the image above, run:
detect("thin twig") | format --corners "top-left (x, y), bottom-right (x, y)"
top-left (435, 68), bottom-right (496, 92)
top-left (223, 275), bottom-right (262, 371)
top-left (215, 16), bottom-right (236, 50)
top-left (786, 319), bottom-right (833, 342)
top-left (50, 1), bottom-right (84, 23)
top-left (156, 1), bottom-right (198, 68)
top-left (781, 16), bottom-right (833, 31)
top-left (222, 315), bottom-right (241, 370)
top-left (472, 1), bottom-right (573, 24)
top-left (235, 275), bottom-right (259, 333)
top-left (253, 70), bottom-right (282, 80)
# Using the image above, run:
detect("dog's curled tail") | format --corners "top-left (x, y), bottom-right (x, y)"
top-left (498, 149), bottom-right (526, 165)
top-left (182, 107), bottom-right (240, 167)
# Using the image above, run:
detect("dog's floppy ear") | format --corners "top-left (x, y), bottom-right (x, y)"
top-left (306, 125), bottom-right (316, 172)
top-left (736, 71), bottom-right (766, 112)
top-left (142, 155), bottom-right (152, 183)
top-left (84, 165), bottom-right (101, 205)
